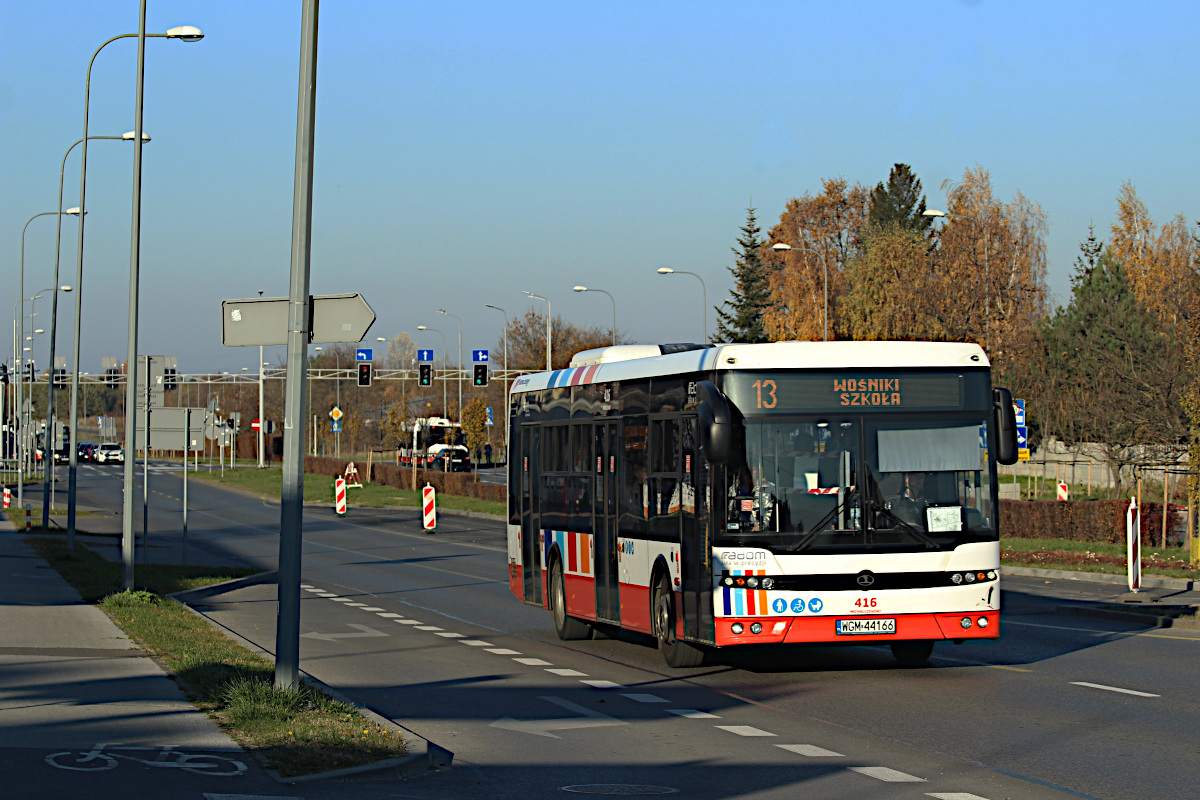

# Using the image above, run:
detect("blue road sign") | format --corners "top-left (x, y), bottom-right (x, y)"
top-left (1016, 425), bottom-right (1028, 448)
top-left (485, 407), bottom-right (494, 427)
top-left (473, 350), bottom-right (489, 363)
top-left (418, 349), bottom-right (434, 363)
top-left (1014, 398), bottom-right (1026, 426)
top-left (356, 348), bottom-right (373, 362)
top-left (331, 419), bottom-right (342, 433)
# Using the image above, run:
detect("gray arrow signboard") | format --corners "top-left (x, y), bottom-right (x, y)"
top-left (220, 293), bottom-right (376, 346)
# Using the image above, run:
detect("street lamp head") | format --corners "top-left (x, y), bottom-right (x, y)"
top-left (573, 285), bottom-right (588, 292)
top-left (923, 209), bottom-right (947, 218)
top-left (60, 286), bottom-right (72, 292)
top-left (121, 131), bottom-right (152, 142)
top-left (418, 325), bottom-right (428, 331)
top-left (376, 337), bottom-right (385, 342)
top-left (65, 208), bottom-right (84, 216)
top-left (437, 309), bottom-right (447, 315)
top-left (770, 242), bottom-right (792, 252)
top-left (166, 25), bottom-right (204, 42)
top-left (656, 267), bottom-right (674, 274)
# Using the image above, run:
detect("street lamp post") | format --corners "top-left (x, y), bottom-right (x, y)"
top-left (437, 309), bottom-right (463, 419)
top-left (417, 326), bottom-right (449, 418)
top-left (924, 209), bottom-right (988, 350)
top-left (573, 286), bottom-right (617, 346)
top-left (522, 291), bottom-right (552, 370)
top-left (770, 242), bottom-right (830, 342)
top-left (41, 285), bottom-right (72, 524)
top-left (72, 20), bottom-right (203, 589)
top-left (656, 268), bottom-right (707, 342)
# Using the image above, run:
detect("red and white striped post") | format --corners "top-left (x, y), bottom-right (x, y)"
top-left (1057, 482), bottom-right (1069, 501)
top-left (423, 484), bottom-right (437, 534)
top-left (1126, 496), bottom-right (1141, 592)
top-left (25, 503), bottom-right (31, 531)
top-left (334, 476), bottom-right (347, 517)
top-left (3, 487), bottom-right (10, 509)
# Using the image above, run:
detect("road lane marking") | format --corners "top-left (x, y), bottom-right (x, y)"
top-left (777, 744), bottom-right (843, 757)
top-left (490, 696), bottom-right (627, 739)
top-left (360, 607), bottom-right (385, 611)
top-left (416, 626), bottom-right (443, 631)
top-left (460, 640), bottom-right (495, 647)
top-left (514, 657), bottom-right (553, 666)
top-left (300, 624), bottom-right (388, 641)
top-left (1070, 681), bottom-right (1159, 697)
top-left (927, 794), bottom-right (991, 800)
top-left (344, 603), bottom-right (367, 607)
top-left (580, 680), bottom-right (626, 690)
top-left (849, 766), bottom-right (925, 782)
top-left (547, 668), bottom-right (587, 677)
top-left (330, 598), bottom-right (353, 602)
top-left (435, 632), bottom-right (465, 638)
top-left (396, 620), bottom-right (422, 625)
top-left (716, 725), bottom-right (775, 737)
top-left (377, 613), bottom-right (405, 618)
top-left (667, 709), bottom-right (720, 719)
top-left (621, 693), bottom-right (667, 703)
top-left (487, 648), bottom-right (522, 655)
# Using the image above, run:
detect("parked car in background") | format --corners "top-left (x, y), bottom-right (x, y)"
top-left (77, 442), bottom-right (97, 462)
top-left (95, 442), bottom-right (124, 464)
top-left (429, 443), bottom-right (471, 472)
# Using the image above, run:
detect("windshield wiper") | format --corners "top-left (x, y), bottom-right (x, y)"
top-left (786, 494), bottom-right (851, 553)
top-left (865, 496), bottom-right (940, 550)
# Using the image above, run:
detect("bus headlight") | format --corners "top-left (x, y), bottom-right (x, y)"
top-left (951, 573), bottom-right (963, 584)
top-left (750, 623), bottom-right (762, 634)
top-left (987, 571), bottom-right (997, 580)
top-left (731, 623), bottom-right (744, 635)
top-left (977, 616), bottom-right (989, 628)
top-left (746, 577), bottom-right (759, 589)
top-left (960, 617), bottom-right (973, 629)
top-left (761, 577), bottom-right (774, 590)
top-left (964, 572), bottom-right (976, 583)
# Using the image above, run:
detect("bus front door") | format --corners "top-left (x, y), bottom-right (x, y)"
top-left (520, 425), bottom-right (543, 606)
top-left (682, 417), bottom-right (715, 643)
top-left (593, 421), bottom-right (620, 623)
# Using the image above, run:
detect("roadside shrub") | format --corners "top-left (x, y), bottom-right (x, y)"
top-left (1000, 499), bottom-right (1182, 544)
top-left (103, 589), bottom-right (160, 608)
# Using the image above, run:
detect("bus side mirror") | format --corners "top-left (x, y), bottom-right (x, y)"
top-left (697, 380), bottom-right (733, 465)
top-left (993, 387), bottom-right (1018, 465)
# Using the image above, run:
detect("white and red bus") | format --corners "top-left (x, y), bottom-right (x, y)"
top-left (506, 341), bottom-right (1018, 667)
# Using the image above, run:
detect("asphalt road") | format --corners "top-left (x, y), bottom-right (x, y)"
top-left (53, 461), bottom-right (1200, 800)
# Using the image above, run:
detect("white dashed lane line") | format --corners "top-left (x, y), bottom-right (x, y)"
top-left (716, 725), bottom-right (776, 737)
top-left (849, 766), bottom-right (926, 783)
top-left (777, 744), bottom-right (843, 757)
top-left (304, 590), bottom-right (1003, 800)
top-left (1070, 681), bottom-right (1160, 697)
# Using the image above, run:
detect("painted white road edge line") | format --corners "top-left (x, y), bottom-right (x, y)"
top-left (668, 709), bottom-right (720, 719)
top-left (1070, 681), bottom-right (1160, 697)
top-left (580, 680), bottom-right (626, 689)
top-left (926, 793), bottom-right (992, 800)
top-left (715, 725), bottom-right (776, 737)
top-left (546, 668), bottom-right (588, 677)
top-left (621, 693), bottom-right (668, 703)
top-left (849, 766), bottom-right (926, 783)
top-left (777, 744), bottom-right (843, 757)
top-left (486, 648), bottom-right (522, 655)
top-left (514, 657), bottom-right (553, 666)
top-left (460, 640), bottom-right (495, 647)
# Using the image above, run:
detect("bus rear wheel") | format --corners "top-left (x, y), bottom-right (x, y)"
top-left (653, 575), bottom-right (705, 668)
top-left (551, 560), bottom-right (592, 641)
top-left (891, 639), bottom-right (934, 664)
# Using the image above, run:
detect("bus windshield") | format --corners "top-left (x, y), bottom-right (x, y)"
top-left (720, 414), bottom-right (996, 553)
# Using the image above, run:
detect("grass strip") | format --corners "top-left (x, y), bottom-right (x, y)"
top-left (29, 537), bottom-right (406, 778)
top-left (1001, 537), bottom-right (1199, 579)
top-left (189, 465), bottom-right (506, 515)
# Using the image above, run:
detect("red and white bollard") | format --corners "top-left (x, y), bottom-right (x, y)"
top-left (1127, 496), bottom-right (1141, 592)
top-left (423, 484), bottom-right (437, 534)
top-left (25, 503), bottom-right (31, 531)
top-left (1057, 482), bottom-right (1069, 501)
top-left (334, 476), bottom-right (347, 517)
top-left (3, 487), bottom-right (10, 509)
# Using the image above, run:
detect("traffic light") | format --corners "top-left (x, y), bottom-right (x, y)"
top-left (0, 364), bottom-right (7, 385)
top-left (53, 368), bottom-right (68, 389)
top-left (419, 363), bottom-right (432, 386)
top-left (473, 363), bottom-right (488, 386)
top-left (26, 362), bottom-right (35, 382)
top-left (105, 368), bottom-right (119, 389)
top-left (357, 362), bottom-right (373, 387)
top-left (164, 368), bottom-right (177, 391)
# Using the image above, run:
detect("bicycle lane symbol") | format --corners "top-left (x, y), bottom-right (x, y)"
top-left (45, 743), bottom-right (247, 776)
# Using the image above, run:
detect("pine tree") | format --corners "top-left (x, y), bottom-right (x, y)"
top-left (714, 208), bottom-right (772, 343)
top-left (868, 163), bottom-right (932, 234)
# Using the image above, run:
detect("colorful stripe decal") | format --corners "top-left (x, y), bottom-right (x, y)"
top-left (720, 569), bottom-right (769, 617)
top-left (549, 364), bottom-right (603, 388)
top-left (547, 530), bottom-right (594, 577)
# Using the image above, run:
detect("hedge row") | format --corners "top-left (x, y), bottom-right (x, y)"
top-left (1000, 499), bottom-right (1183, 545)
top-left (307, 455), bottom-right (506, 504)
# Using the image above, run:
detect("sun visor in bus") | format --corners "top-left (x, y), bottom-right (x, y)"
top-left (696, 380), bottom-right (733, 465)
top-left (992, 387), bottom-right (1019, 466)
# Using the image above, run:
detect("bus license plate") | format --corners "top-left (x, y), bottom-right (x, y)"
top-left (836, 618), bottom-right (896, 635)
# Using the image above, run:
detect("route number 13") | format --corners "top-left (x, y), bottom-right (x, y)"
top-left (752, 379), bottom-right (777, 409)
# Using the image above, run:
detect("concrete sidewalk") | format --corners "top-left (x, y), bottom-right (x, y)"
top-left (0, 515), bottom-right (283, 799)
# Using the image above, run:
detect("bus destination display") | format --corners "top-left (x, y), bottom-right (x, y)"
top-left (728, 372), bottom-right (966, 413)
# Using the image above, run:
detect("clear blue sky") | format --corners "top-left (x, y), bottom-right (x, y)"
top-left (3, 0), bottom-right (1197, 375)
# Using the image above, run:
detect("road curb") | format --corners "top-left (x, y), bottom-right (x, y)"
top-left (168, 581), bottom-right (453, 782)
top-left (1056, 605), bottom-right (1200, 630)
top-left (1001, 565), bottom-right (1194, 591)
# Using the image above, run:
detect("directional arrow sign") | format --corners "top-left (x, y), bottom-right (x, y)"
top-left (221, 293), bottom-right (376, 346)
top-left (300, 624), bottom-right (388, 641)
top-left (490, 696), bottom-right (627, 739)
top-left (1017, 425), bottom-right (1028, 447)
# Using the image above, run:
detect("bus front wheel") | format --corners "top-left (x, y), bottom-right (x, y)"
top-left (891, 640), bottom-right (934, 664)
top-left (654, 575), bottom-right (705, 668)
top-left (551, 560), bottom-right (592, 641)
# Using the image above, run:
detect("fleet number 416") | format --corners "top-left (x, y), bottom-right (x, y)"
top-left (853, 597), bottom-right (878, 609)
